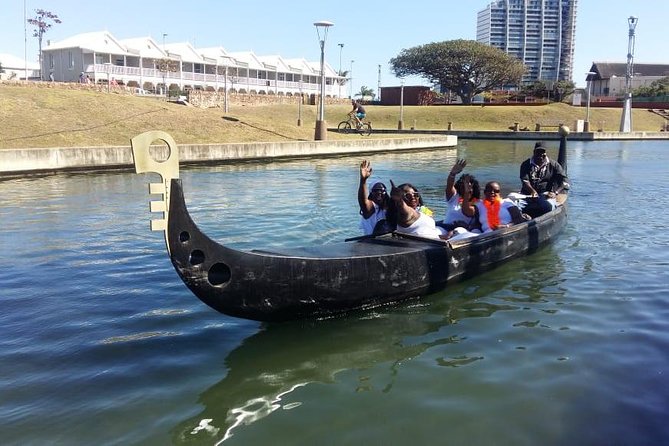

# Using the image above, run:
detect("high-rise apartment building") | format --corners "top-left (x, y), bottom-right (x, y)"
top-left (476, 0), bottom-right (578, 84)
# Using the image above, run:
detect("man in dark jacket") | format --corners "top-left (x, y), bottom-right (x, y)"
top-left (519, 142), bottom-right (568, 218)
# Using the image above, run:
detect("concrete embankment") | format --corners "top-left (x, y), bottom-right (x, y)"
top-left (372, 129), bottom-right (669, 141)
top-left (0, 135), bottom-right (457, 176)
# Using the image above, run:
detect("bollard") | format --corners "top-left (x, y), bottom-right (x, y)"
top-left (447, 122), bottom-right (453, 131)
top-left (535, 123), bottom-right (541, 131)
top-left (512, 122), bottom-right (519, 132)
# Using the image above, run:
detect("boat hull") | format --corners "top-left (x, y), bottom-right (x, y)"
top-left (166, 179), bottom-right (567, 321)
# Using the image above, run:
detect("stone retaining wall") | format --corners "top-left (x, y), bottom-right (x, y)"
top-left (187, 90), bottom-right (348, 108)
top-left (1, 79), bottom-right (350, 108)
top-left (0, 136), bottom-right (457, 175)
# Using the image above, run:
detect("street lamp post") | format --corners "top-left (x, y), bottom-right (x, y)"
top-left (224, 65), bottom-right (229, 113)
top-left (620, 16), bottom-right (638, 132)
top-left (349, 60), bottom-right (354, 99)
top-left (297, 77), bottom-right (303, 126)
top-left (24, 0), bottom-right (28, 80)
top-left (377, 64), bottom-right (381, 103)
top-left (337, 43), bottom-right (344, 98)
top-left (398, 79), bottom-right (405, 130)
top-left (314, 21), bottom-right (334, 141)
top-left (104, 62), bottom-right (112, 93)
top-left (584, 71), bottom-right (596, 132)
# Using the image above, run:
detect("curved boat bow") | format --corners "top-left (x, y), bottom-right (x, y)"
top-left (131, 130), bottom-right (569, 321)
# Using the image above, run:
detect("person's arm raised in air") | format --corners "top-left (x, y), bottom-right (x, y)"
top-left (459, 174), bottom-right (477, 218)
top-left (358, 160), bottom-right (376, 219)
top-left (446, 159), bottom-right (467, 200)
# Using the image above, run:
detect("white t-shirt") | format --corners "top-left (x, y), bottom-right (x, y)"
top-left (396, 212), bottom-right (443, 239)
top-left (444, 192), bottom-right (480, 230)
top-left (359, 204), bottom-right (387, 235)
top-left (475, 198), bottom-right (520, 232)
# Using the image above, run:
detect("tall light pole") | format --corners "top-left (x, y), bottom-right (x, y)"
top-left (314, 20), bottom-right (334, 141)
top-left (297, 76), bottom-right (303, 126)
top-left (377, 64), bottom-right (381, 103)
top-left (337, 43), bottom-right (344, 98)
top-left (620, 16), bottom-right (638, 132)
top-left (398, 79), bottom-right (405, 130)
top-left (224, 65), bottom-right (229, 113)
top-left (161, 33), bottom-right (168, 97)
top-left (24, 0), bottom-right (28, 80)
top-left (349, 59), bottom-right (354, 99)
top-left (584, 71), bottom-right (596, 132)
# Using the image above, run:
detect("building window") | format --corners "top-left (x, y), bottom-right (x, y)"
top-left (68, 51), bottom-right (74, 69)
top-left (49, 54), bottom-right (54, 69)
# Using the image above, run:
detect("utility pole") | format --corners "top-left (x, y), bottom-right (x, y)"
top-left (620, 16), bottom-right (638, 132)
top-left (349, 60), bottom-right (354, 99)
top-left (338, 43), bottom-right (344, 98)
top-left (24, 0), bottom-right (27, 80)
top-left (377, 64), bottom-right (381, 102)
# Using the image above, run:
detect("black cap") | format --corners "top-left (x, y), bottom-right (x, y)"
top-left (533, 142), bottom-right (547, 153)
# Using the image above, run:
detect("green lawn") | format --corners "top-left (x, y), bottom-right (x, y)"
top-left (0, 82), bottom-right (665, 149)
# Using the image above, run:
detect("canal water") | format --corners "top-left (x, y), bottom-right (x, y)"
top-left (1, 139), bottom-right (668, 445)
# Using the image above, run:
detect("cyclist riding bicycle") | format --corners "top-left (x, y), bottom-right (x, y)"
top-left (349, 100), bottom-right (366, 127)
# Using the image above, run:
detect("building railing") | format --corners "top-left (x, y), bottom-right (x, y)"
top-left (89, 63), bottom-right (338, 96)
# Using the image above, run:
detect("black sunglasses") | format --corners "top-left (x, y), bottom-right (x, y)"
top-left (403, 192), bottom-right (420, 200)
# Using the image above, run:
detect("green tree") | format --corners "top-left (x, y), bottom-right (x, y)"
top-left (27, 9), bottom-right (62, 80)
top-left (633, 76), bottom-right (669, 97)
top-left (552, 80), bottom-right (576, 103)
top-left (520, 81), bottom-right (549, 99)
top-left (355, 85), bottom-right (375, 100)
top-left (390, 39), bottom-right (525, 104)
top-left (156, 58), bottom-right (178, 96)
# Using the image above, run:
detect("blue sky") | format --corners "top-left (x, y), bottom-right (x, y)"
top-left (2, 0), bottom-right (667, 91)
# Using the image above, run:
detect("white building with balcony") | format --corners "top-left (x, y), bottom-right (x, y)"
top-left (41, 31), bottom-right (343, 97)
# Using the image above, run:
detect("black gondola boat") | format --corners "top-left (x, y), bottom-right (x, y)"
top-left (131, 128), bottom-right (569, 322)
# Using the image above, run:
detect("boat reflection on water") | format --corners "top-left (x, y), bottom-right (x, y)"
top-left (170, 308), bottom-right (455, 443)
top-left (169, 252), bottom-right (566, 443)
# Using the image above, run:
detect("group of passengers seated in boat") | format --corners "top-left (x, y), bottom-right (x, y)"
top-left (358, 142), bottom-right (569, 241)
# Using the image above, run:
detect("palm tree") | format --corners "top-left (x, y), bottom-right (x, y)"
top-left (337, 70), bottom-right (349, 86)
top-left (355, 86), bottom-right (375, 100)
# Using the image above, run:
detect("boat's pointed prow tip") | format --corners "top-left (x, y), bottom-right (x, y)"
top-left (130, 130), bottom-right (180, 178)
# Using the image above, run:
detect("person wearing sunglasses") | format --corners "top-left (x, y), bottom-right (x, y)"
top-left (519, 142), bottom-right (569, 218)
top-left (395, 182), bottom-right (434, 217)
top-left (358, 160), bottom-right (391, 235)
top-left (388, 180), bottom-right (444, 239)
top-left (441, 159), bottom-right (483, 233)
top-left (476, 181), bottom-right (530, 231)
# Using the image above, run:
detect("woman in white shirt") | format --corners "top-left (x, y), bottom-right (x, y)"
top-left (389, 181), bottom-right (445, 239)
top-left (358, 160), bottom-right (390, 235)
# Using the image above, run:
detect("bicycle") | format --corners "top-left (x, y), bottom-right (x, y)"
top-left (337, 113), bottom-right (372, 136)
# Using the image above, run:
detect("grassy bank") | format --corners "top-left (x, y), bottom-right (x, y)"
top-left (0, 82), bottom-right (665, 149)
